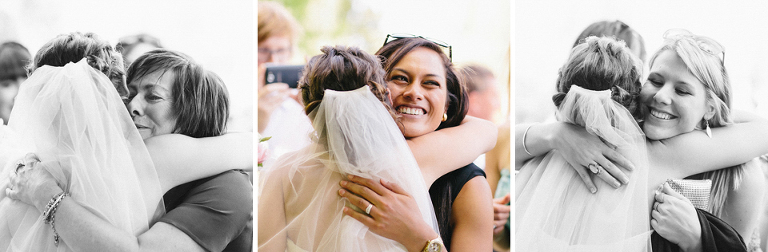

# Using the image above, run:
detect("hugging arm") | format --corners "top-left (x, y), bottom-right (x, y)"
top-left (651, 113), bottom-right (768, 178)
top-left (146, 132), bottom-right (253, 193)
top-left (515, 122), bottom-right (634, 193)
top-left (257, 172), bottom-right (287, 251)
top-left (407, 116), bottom-right (496, 186)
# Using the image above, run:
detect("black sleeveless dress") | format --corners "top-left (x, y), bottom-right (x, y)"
top-left (428, 163), bottom-right (486, 252)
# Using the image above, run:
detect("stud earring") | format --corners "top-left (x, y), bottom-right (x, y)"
top-left (442, 113), bottom-right (447, 122)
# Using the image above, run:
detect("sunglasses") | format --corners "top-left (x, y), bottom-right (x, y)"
top-left (383, 33), bottom-right (452, 62)
top-left (663, 29), bottom-right (725, 65)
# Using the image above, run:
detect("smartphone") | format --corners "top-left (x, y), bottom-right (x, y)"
top-left (265, 64), bottom-right (304, 88)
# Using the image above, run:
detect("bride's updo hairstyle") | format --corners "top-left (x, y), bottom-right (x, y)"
top-left (31, 32), bottom-right (129, 100)
top-left (553, 36), bottom-right (643, 118)
top-left (299, 45), bottom-right (391, 116)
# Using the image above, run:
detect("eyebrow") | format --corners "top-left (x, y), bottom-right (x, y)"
top-left (391, 67), bottom-right (444, 79)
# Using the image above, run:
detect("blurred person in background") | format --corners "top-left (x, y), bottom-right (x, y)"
top-left (257, 1), bottom-right (313, 165)
top-left (0, 41), bottom-right (30, 124)
top-left (574, 20), bottom-right (646, 62)
top-left (116, 33), bottom-right (163, 68)
top-left (463, 64), bottom-right (500, 123)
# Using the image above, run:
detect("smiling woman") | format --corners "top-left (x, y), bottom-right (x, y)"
top-left (129, 70), bottom-right (176, 140)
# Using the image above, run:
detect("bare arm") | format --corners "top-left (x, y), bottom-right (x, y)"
top-left (408, 116), bottom-right (497, 186)
top-left (146, 132), bottom-right (253, 192)
top-left (8, 169), bottom-right (205, 252)
top-left (257, 170), bottom-right (287, 251)
top-left (650, 119), bottom-right (768, 178)
top-left (718, 159), bottom-right (765, 244)
top-left (449, 177), bottom-right (494, 252)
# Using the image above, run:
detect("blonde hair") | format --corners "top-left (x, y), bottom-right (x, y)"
top-left (258, 1), bottom-right (301, 44)
top-left (650, 30), bottom-right (736, 217)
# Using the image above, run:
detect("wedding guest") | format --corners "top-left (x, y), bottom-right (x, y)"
top-left (257, 1), bottom-right (313, 164)
top-left (0, 41), bottom-right (30, 124)
top-left (116, 33), bottom-right (163, 67)
top-left (574, 20), bottom-right (646, 61)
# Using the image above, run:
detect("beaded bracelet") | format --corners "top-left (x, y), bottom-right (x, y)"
top-left (42, 191), bottom-right (69, 246)
top-left (522, 124), bottom-right (534, 156)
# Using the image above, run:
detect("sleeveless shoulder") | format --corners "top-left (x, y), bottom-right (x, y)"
top-left (429, 163), bottom-right (486, 251)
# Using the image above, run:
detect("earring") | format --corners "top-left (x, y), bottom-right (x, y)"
top-left (705, 120), bottom-right (712, 138)
top-left (442, 113), bottom-right (447, 122)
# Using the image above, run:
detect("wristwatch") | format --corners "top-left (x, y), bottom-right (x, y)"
top-left (422, 237), bottom-right (444, 252)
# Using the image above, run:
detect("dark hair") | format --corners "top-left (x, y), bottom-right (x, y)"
top-left (127, 49), bottom-right (229, 138)
top-left (0, 41), bottom-right (30, 81)
top-left (32, 32), bottom-right (128, 99)
top-left (574, 20), bottom-right (646, 62)
top-left (375, 37), bottom-right (468, 130)
top-left (553, 36), bottom-right (643, 118)
top-left (299, 45), bottom-right (390, 115)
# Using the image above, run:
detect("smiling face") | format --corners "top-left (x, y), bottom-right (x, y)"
top-left (127, 70), bottom-right (177, 140)
top-left (387, 47), bottom-right (448, 138)
top-left (640, 50), bottom-right (713, 140)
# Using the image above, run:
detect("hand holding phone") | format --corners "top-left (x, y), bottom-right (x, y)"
top-left (265, 64), bottom-right (304, 88)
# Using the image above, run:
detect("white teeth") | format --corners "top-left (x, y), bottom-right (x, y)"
top-left (650, 109), bottom-right (673, 120)
top-left (398, 107), bottom-right (424, 115)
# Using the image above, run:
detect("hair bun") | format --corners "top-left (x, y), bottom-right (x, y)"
top-left (552, 91), bottom-right (567, 107)
top-left (610, 85), bottom-right (638, 114)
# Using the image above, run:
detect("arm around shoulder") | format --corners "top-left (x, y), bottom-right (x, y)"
top-left (407, 116), bottom-right (496, 185)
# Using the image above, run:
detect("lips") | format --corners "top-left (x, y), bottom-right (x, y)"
top-left (134, 123), bottom-right (150, 129)
top-left (649, 108), bottom-right (677, 120)
top-left (396, 105), bottom-right (426, 116)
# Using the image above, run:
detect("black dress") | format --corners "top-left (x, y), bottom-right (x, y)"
top-left (428, 163), bottom-right (486, 252)
top-left (651, 209), bottom-right (747, 252)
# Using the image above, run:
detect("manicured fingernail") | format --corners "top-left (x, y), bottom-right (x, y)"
top-left (614, 182), bottom-right (621, 188)
top-left (347, 174), bottom-right (353, 179)
top-left (621, 175), bottom-right (629, 184)
top-left (338, 189), bottom-right (345, 196)
top-left (340, 181), bottom-right (347, 186)
top-left (590, 187), bottom-right (597, 194)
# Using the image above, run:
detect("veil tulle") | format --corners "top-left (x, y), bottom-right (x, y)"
top-left (516, 85), bottom-right (652, 252)
top-left (258, 85), bottom-right (438, 251)
top-left (0, 59), bottom-right (164, 251)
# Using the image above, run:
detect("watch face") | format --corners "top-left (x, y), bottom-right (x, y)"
top-left (428, 243), bottom-right (440, 252)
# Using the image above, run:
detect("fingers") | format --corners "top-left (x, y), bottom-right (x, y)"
top-left (5, 188), bottom-right (16, 200)
top-left (342, 206), bottom-right (377, 228)
top-left (493, 219), bottom-right (506, 234)
top-left (604, 149), bottom-right (635, 171)
top-left (661, 182), bottom-right (686, 201)
top-left (493, 193), bottom-right (511, 205)
top-left (379, 178), bottom-right (409, 196)
top-left (347, 175), bottom-right (388, 196)
top-left (593, 161), bottom-right (622, 189)
top-left (595, 155), bottom-right (629, 185)
top-left (24, 153), bottom-right (41, 163)
top-left (573, 163), bottom-right (598, 193)
top-left (338, 188), bottom-right (376, 216)
top-left (493, 202), bottom-right (511, 216)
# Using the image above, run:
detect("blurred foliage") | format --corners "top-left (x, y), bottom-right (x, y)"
top-left (266, 0), bottom-right (382, 59)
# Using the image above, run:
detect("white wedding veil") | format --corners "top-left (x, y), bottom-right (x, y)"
top-left (516, 85), bottom-right (652, 252)
top-left (0, 59), bottom-right (163, 251)
top-left (258, 85), bottom-right (438, 251)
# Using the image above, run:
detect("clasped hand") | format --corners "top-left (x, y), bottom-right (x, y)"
top-left (5, 153), bottom-right (63, 212)
top-left (554, 123), bottom-right (635, 193)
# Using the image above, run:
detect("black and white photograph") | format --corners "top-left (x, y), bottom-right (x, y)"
top-left (516, 1), bottom-right (768, 251)
top-left (0, 1), bottom-right (254, 251)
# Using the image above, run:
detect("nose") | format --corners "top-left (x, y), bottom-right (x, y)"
top-left (128, 95), bottom-right (143, 117)
top-left (402, 82), bottom-right (424, 101)
top-left (653, 84), bottom-right (673, 105)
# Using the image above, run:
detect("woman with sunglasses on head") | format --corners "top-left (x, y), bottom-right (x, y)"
top-left (516, 30), bottom-right (766, 251)
top-left (258, 43), bottom-right (495, 252)
top-left (337, 35), bottom-right (496, 252)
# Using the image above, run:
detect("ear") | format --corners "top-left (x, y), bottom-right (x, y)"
top-left (703, 99), bottom-right (717, 120)
top-left (386, 87), bottom-right (392, 103)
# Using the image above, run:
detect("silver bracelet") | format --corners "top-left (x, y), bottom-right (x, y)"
top-left (43, 191), bottom-right (68, 246)
top-left (522, 124), bottom-right (534, 156)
